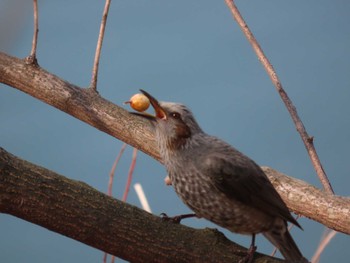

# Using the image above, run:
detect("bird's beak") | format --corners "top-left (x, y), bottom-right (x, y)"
top-left (139, 89), bottom-right (167, 120)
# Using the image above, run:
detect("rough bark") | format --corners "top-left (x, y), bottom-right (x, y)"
top-left (0, 147), bottom-right (281, 263)
top-left (0, 52), bottom-right (159, 161)
top-left (263, 167), bottom-right (350, 234)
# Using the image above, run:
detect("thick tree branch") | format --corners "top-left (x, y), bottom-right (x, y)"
top-left (0, 147), bottom-right (280, 263)
top-left (0, 52), bottom-right (159, 161)
top-left (0, 52), bottom-right (349, 235)
top-left (262, 167), bottom-right (349, 235)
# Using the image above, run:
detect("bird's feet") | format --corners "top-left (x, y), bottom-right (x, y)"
top-left (239, 234), bottom-right (257, 263)
top-left (160, 213), bottom-right (197, 224)
top-left (238, 244), bottom-right (257, 263)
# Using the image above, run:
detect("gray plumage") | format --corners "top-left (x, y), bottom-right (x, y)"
top-left (138, 90), bottom-right (307, 262)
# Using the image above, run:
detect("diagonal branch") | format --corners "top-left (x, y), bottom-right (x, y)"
top-left (224, 0), bottom-right (333, 194)
top-left (0, 52), bottom-right (158, 161)
top-left (0, 147), bottom-right (281, 263)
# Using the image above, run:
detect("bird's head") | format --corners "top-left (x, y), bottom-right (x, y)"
top-left (135, 90), bottom-right (203, 151)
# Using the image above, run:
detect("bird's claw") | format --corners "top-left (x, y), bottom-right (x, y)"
top-left (238, 245), bottom-right (256, 263)
top-left (160, 213), bottom-right (182, 224)
top-left (160, 213), bottom-right (197, 224)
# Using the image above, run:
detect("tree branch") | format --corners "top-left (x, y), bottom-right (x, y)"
top-left (262, 167), bottom-right (349, 234)
top-left (224, 0), bottom-right (333, 194)
top-left (0, 52), bottom-right (349, 236)
top-left (0, 52), bottom-right (159, 161)
top-left (0, 147), bottom-right (281, 263)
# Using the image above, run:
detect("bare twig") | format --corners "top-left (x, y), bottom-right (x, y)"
top-left (122, 148), bottom-right (138, 201)
top-left (104, 143), bottom-right (127, 263)
top-left (311, 229), bottom-right (337, 263)
top-left (89, 0), bottom-right (112, 91)
top-left (107, 147), bottom-right (138, 262)
top-left (224, 3), bottom-right (337, 259)
top-left (107, 143), bottom-right (127, 196)
top-left (102, 253), bottom-right (107, 263)
top-left (25, 0), bottom-right (39, 65)
top-left (224, 0), bottom-right (334, 194)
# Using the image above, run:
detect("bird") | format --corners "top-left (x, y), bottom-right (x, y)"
top-left (135, 89), bottom-right (308, 262)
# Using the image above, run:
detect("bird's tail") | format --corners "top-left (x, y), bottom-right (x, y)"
top-left (263, 224), bottom-right (308, 263)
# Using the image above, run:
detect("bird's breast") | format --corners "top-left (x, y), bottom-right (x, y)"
top-left (167, 164), bottom-right (274, 234)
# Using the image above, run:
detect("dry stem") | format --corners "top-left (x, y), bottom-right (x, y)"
top-left (224, 0), bottom-right (333, 194)
top-left (108, 143), bottom-right (127, 196)
top-left (90, 0), bottom-right (112, 91)
top-left (25, 0), bottom-right (39, 65)
top-left (122, 148), bottom-right (138, 201)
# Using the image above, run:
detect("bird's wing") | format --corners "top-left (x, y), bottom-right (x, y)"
top-left (199, 152), bottom-right (301, 228)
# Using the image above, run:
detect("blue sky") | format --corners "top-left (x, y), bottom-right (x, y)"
top-left (1, 1), bottom-right (349, 262)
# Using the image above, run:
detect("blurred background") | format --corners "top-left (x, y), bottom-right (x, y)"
top-left (1, 0), bottom-right (349, 262)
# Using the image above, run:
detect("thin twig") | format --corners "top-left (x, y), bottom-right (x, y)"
top-left (104, 143), bottom-right (127, 263)
top-left (224, 0), bottom-right (334, 194)
top-left (25, 0), bottom-right (39, 65)
top-left (107, 143), bottom-right (127, 196)
top-left (115, 148), bottom-right (138, 262)
top-left (102, 253), bottom-right (107, 263)
top-left (89, 0), bottom-right (112, 91)
top-left (311, 228), bottom-right (337, 263)
top-left (122, 148), bottom-right (138, 202)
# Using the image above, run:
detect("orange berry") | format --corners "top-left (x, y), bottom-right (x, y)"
top-left (125, 93), bottom-right (150, 112)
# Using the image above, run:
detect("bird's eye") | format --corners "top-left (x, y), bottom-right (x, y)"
top-left (171, 112), bottom-right (181, 119)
